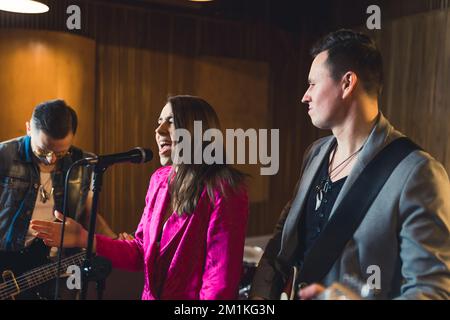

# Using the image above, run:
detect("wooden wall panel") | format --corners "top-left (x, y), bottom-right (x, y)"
top-left (95, 43), bottom-right (168, 233)
top-left (193, 56), bottom-right (270, 200)
top-left (0, 29), bottom-right (95, 152)
top-left (193, 56), bottom-right (270, 236)
top-left (374, 9), bottom-right (450, 174)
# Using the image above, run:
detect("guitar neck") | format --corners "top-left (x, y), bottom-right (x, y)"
top-left (23, 251), bottom-right (85, 290)
top-left (1, 251), bottom-right (85, 299)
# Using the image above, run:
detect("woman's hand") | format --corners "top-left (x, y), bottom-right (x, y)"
top-left (117, 232), bottom-right (134, 240)
top-left (30, 210), bottom-right (88, 248)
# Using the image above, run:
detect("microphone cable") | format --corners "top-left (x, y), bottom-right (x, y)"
top-left (53, 158), bottom-right (86, 300)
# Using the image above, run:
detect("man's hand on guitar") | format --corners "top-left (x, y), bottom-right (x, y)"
top-left (30, 210), bottom-right (88, 249)
top-left (298, 283), bottom-right (325, 300)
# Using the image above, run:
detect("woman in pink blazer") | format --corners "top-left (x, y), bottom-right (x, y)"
top-left (31, 95), bottom-right (249, 300)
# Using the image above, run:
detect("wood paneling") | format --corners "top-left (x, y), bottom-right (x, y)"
top-left (0, 29), bottom-right (95, 152)
top-left (374, 9), bottom-right (450, 173)
top-left (193, 56), bottom-right (270, 236)
top-left (263, 27), bottom-right (321, 235)
top-left (95, 41), bottom-right (168, 233)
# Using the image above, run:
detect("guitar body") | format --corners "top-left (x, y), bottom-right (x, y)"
top-left (280, 266), bottom-right (368, 300)
top-left (0, 239), bottom-right (55, 300)
top-left (280, 266), bottom-right (300, 300)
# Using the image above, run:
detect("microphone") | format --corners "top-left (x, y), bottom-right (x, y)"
top-left (79, 147), bottom-right (153, 167)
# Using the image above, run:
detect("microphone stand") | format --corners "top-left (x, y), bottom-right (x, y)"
top-left (80, 163), bottom-right (111, 300)
top-left (71, 148), bottom-right (151, 300)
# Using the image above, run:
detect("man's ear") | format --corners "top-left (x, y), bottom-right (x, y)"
top-left (26, 121), bottom-right (31, 136)
top-left (342, 72), bottom-right (358, 99)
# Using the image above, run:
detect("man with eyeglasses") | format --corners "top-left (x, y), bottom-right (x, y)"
top-left (0, 99), bottom-right (117, 299)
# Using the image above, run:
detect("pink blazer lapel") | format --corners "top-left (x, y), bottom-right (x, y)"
top-left (159, 189), bottom-right (210, 255)
top-left (148, 183), bottom-right (170, 252)
top-left (147, 182), bottom-right (190, 256)
top-left (159, 212), bottom-right (190, 255)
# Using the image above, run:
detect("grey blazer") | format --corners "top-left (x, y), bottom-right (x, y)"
top-left (250, 113), bottom-right (450, 300)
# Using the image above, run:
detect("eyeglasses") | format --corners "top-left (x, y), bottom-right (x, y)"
top-left (33, 147), bottom-right (71, 161)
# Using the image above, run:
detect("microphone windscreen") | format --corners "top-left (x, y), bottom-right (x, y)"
top-left (142, 148), bottom-right (153, 163)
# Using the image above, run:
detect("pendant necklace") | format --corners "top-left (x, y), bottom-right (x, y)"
top-left (314, 144), bottom-right (362, 211)
top-left (39, 175), bottom-right (54, 203)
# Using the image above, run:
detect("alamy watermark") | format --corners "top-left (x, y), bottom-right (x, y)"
top-left (366, 264), bottom-right (381, 290)
top-left (64, 5), bottom-right (382, 34)
top-left (172, 121), bottom-right (279, 176)
top-left (66, 265), bottom-right (81, 290)
top-left (366, 5), bottom-right (381, 30)
top-left (66, 5), bottom-right (81, 30)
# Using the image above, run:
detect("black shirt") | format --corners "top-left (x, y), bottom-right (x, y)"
top-left (296, 145), bottom-right (347, 263)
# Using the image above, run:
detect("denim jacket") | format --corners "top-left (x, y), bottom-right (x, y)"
top-left (0, 136), bottom-right (93, 251)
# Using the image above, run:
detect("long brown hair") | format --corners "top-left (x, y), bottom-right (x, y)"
top-left (168, 95), bottom-right (246, 215)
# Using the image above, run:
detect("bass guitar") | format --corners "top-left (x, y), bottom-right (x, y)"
top-left (0, 240), bottom-right (110, 300)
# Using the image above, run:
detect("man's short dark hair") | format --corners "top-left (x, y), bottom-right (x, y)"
top-left (31, 99), bottom-right (78, 139)
top-left (311, 29), bottom-right (383, 97)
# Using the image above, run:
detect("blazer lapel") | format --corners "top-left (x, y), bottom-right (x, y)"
top-left (144, 181), bottom-right (170, 299)
top-left (158, 188), bottom-right (207, 256)
top-left (328, 112), bottom-right (395, 219)
top-left (159, 211), bottom-right (189, 256)
top-left (279, 137), bottom-right (336, 263)
top-left (148, 183), bottom-right (170, 253)
top-left (148, 182), bottom-right (190, 254)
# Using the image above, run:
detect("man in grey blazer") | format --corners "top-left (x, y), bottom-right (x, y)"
top-left (250, 29), bottom-right (450, 300)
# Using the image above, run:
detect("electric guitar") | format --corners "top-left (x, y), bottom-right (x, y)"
top-left (0, 239), bottom-right (89, 300)
top-left (280, 266), bottom-right (375, 300)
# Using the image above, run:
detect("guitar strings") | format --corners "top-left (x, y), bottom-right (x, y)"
top-left (0, 252), bottom-right (85, 298)
top-left (0, 252), bottom-right (84, 299)
top-left (0, 253), bottom-right (83, 299)
top-left (0, 251), bottom-right (85, 299)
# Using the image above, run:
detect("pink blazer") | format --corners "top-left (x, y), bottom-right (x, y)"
top-left (95, 166), bottom-right (249, 300)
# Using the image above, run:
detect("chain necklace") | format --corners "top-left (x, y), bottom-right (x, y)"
top-left (39, 174), bottom-right (54, 203)
top-left (314, 143), bottom-right (363, 211)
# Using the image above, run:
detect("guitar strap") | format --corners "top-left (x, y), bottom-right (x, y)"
top-left (297, 137), bottom-right (421, 284)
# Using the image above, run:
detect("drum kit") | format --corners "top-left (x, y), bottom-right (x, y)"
top-left (239, 245), bottom-right (264, 299)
